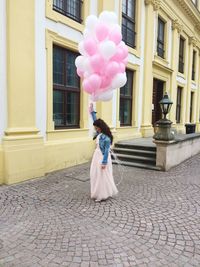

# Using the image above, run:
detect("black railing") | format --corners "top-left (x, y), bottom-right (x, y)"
top-left (192, 70), bottom-right (195, 81)
top-left (122, 24), bottom-right (136, 48)
top-left (178, 59), bottom-right (184, 73)
top-left (157, 40), bottom-right (165, 58)
top-left (53, 0), bottom-right (82, 23)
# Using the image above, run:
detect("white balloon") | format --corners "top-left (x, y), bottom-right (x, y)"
top-left (83, 58), bottom-right (92, 73)
top-left (78, 41), bottom-right (86, 56)
top-left (99, 11), bottom-right (118, 25)
top-left (110, 24), bottom-right (121, 32)
top-left (83, 29), bottom-right (91, 39)
top-left (111, 73), bottom-right (127, 89)
top-left (99, 40), bottom-right (117, 59)
top-left (98, 90), bottom-right (113, 101)
top-left (85, 15), bottom-right (98, 31)
top-left (75, 56), bottom-right (85, 70)
top-left (91, 90), bottom-right (113, 102)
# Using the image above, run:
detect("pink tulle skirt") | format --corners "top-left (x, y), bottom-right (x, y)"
top-left (90, 147), bottom-right (118, 201)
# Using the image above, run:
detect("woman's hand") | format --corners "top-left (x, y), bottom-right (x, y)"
top-left (101, 164), bottom-right (106, 170)
top-left (89, 103), bottom-right (94, 113)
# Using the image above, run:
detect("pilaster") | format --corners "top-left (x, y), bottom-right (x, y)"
top-left (3, 0), bottom-right (45, 184)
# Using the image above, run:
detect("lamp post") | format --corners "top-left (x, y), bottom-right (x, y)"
top-left (153, 92), bottom-right (174, 141)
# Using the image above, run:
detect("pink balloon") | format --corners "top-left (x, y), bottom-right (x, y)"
top-left (105, 61), bottom-right (120, 77)
top-left (90, 54), bottom-right (105, 73)
top-left (83, 38), bottom-right (97, 56)
top-left (118, 42), bottom-right (128, 58)
top-left (109, 29), bottom-right (122, 45)
top-left (121, 46), bottom-right (128, 58)
top-left (82, 79), bottom-right (94, 94)
top-left (89, 74), bottom-right (102, 90)
top-left (123, 57), bottom-right (128, 65)
top-left (111, 48), bottom-right (124, 62)
top-left (77, 69), bottom-right (84, 78)
top-left (111, 46), bottom-right (128, 62)
top-left (101, 76), bottom-right (112, 89)
top-left (95, 23), bottom-right (109, 42)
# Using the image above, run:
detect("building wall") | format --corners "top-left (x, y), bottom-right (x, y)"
top-left (1, 0), bottom-right (200, 184)
top-left (0, 0), bottom-right (7, 183)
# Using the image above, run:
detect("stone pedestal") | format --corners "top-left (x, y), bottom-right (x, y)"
top-left (153, 119), bottom-right (175, 141)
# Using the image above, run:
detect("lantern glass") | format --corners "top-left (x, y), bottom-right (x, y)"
top-left (159, 92), bottom-right (173, 119)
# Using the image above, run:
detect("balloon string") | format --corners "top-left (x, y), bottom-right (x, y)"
top-left (110, 149), bottom-right (125, 186)
top-left (46, 149), bottom-right (125, 187)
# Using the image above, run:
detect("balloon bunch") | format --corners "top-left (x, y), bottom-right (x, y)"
top-left (75, 11), bottom-right (128, 102)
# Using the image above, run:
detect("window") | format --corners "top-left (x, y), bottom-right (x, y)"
top-left (192, 0), bottom-right (198, 7)
top-left (190, 92), bottom-right (194, 122)
top-left (157, 17), bottom-right (165, 58)
top-left (176, 87), bottom-right (182, 123)
top-left (53, 45), bottom-right (80, 129)
top-left (53, 0), bottom-right (82, 23)
top-left (122, 0), bottom-right (136, 48)
top-left (178, 37), bottom-right (185, 73)
top-left (120, 70), bottom-right (133, 126)
top-left (192, 50), bottom-right (196, 81)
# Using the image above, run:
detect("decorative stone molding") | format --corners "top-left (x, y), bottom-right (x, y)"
top-left (175, 0), bottom-right (200, 30)
top-left (194, 24), bottom-right (200, 34)
top-left (145, 0), bottom-right (161, 11)
top-left (172, 19), bottom-right (183, 33)
top-left (189, 36), bottom-right (197, 47)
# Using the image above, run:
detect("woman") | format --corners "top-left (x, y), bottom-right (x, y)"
top-left (90, 107), bottom-right (118, 202)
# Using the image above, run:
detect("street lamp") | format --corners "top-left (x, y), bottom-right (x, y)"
top-left (153, 92), bottom-right (174, 141)
top-left (159, 92), bottom-right (173, 120)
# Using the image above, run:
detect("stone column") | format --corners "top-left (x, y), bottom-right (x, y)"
top-left (185, 37), bottom-right (197, 123)
top-left (169, 20), bottom-right (182, 124)
top-left (196, 48), bottom-right (200, 131)
top-left (141, 0), bottom-right (160, 137)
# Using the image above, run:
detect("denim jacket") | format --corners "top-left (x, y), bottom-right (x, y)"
top-left (99, 133), bottom-right (111, 165)
top-left (91, 111), bottom-right (111, 165)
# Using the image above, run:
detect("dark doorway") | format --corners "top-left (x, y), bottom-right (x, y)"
top-left (152, 79), bottom-right (164, 125)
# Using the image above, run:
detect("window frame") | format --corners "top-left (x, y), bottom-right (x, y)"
top-left (120, 69), bottom-right (134, 126)
top-left (192, 0), bottom-right (198, 7)
top-left (122, 0), bottom-right (136, 49)
top-left (190, 92), bottom-right (194, 123)
top-left (176, 86), bottom-right (182, 124)
top-left (178, 36), bottom-right (185, 74)
top-left (192, 50), bottom-right (196, 81)
top-left (53, 45), bottom-right (80, 129)
top-left (53, 0), bottom-right (83, 23)
top-left (157, 16), bottom-right (165, 58)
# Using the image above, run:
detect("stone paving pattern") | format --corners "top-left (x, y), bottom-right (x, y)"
top-left (0, 154), bottom-right (200, 267)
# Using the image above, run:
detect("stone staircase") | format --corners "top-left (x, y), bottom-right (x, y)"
top-left (112, 140), bottom-right (161, 171)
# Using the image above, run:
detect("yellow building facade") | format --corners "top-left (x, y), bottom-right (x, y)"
top-left (0, 0), bottom-right (200, 184)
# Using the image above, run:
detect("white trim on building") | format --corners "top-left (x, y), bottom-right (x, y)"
top-left (35, 0), bottom-right (47, 138)
top-left (176, 75), bottom-right (187, 85)
top-left (138, 0), bottom-right (146, 130)
top-left (0, 0), bottom-right (7, 140)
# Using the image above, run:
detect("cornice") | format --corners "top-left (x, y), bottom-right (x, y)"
top-left (145, 0), bottom-right (161, 11)
top-left (172, 19), bottom-right (183, 33)
top-left (189, 36), bottom-right (198, 46)
top-left (175, 0), bottom-right (200, 33)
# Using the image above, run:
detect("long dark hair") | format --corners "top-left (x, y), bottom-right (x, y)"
top-left (93, 119), bottom-right (113, 144)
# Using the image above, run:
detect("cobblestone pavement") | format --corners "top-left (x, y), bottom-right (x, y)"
top-left (0, 154), bottom-right (200, 267)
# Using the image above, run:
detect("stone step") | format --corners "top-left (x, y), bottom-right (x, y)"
top-left (113, 147), bottom-right (156, 158)
top-left (112, 153), bottom-right (156, 165)
top-left (115, 143), bottom-right (156, 152)
top-left (112, 160), bottom-right (161, 171)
